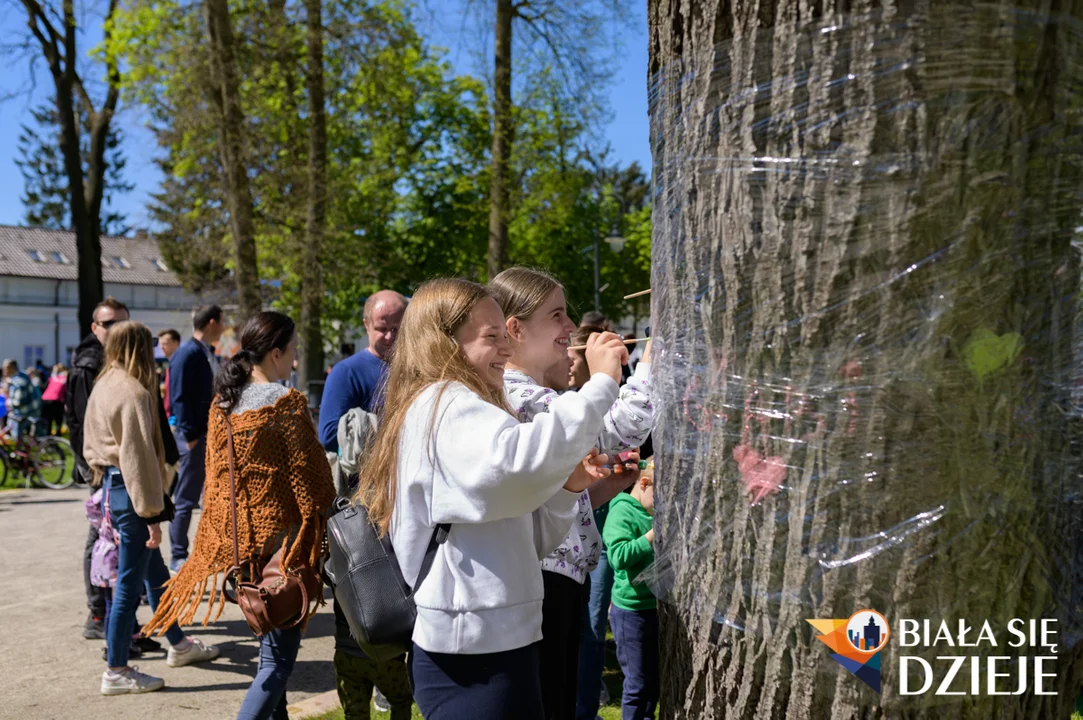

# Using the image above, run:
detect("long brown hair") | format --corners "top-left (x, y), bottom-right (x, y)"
top-left (100, 321), bottom-right (158, 393)
top-left (355, 278), bottom-right (511, 535)
top-left (489, 266), bottom-right (563, 322)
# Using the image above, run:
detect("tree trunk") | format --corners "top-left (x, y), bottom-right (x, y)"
top-left (204, 0), bottom-right (261, 322)
top-left (299, 0), bottom-right (326, 391)
top-left (648, 1), bottom-right (1083, 718)
top-left (59, 83), bottom-right (102, 337)
top-left (487, 0), bottom-right (513, 280)
top-left (20, 0), bottom-right (119, 335)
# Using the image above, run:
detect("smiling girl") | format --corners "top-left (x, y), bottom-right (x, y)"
top-left (354, 278), bottom-right (628, 720)
top-left (489, 267), bottom-right (655, 720)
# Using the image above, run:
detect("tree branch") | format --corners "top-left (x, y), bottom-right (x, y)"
top-left (18, 0), bottom-right (63, 73)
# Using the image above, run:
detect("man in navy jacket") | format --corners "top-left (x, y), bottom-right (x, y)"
top-left (168, 304), bottom-right (224, 572)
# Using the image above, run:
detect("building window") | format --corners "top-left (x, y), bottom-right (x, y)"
top-left (111, 256), bottom-right (131, 269)
top-left (153, 258), bottom-right (169, 272)
top-left (23, 346), bottom-right (44, 370)
top-left (50, 251), bottom-right (69, 264)
top-left (26, 250), bottom-right (46, 263)
top-left (101, 257), bottom-right (112, 268)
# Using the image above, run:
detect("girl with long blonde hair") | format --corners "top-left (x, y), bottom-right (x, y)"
top-left (83, 321), bottom-right (219, 696)
top-left (354, 278), bottom-right (626, 720)
top-left (489, 267), bottom-right (655, 720)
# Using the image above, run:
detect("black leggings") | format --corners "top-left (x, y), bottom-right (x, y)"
top-left (408, 642), bottom-right (543, 720)
top-left (539, 571), bottom-right (590, 720)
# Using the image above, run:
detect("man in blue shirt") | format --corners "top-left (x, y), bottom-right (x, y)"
top-left (318, 290), bottom-right (407, 451)
top-left (168, 304), bottom-right (225, 572)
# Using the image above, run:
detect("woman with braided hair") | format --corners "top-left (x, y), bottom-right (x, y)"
top-left (144, 311), bottom-right (336, 720)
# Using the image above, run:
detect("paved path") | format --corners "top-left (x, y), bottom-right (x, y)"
top-left (0, 487), bottom-right (338, 720)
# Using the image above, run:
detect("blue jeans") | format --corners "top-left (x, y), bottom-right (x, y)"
top-left (237, 625), bottom-right (303, 720)
top-left (170, 430), bottom-right (206, 563)
top-left (104, 469), bottom-right (184, 668)
top-left (610, 607), bottom-right (658, 720)
top-left (576, 548), bottom-right (614, 720)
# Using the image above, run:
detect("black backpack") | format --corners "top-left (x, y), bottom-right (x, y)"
top-left (325, 497), bottom-right (449, 661)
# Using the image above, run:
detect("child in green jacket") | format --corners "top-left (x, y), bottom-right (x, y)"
top-left (603, 458), bottom-right (657, 720)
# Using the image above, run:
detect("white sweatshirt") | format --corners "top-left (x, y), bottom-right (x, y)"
top-left (389, 374), bottom-right (619, 655)
top-left (504, 362), bottom-right (655, 583)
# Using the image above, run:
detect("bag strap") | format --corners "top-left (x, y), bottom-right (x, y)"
top-left (224, 411), bottom-right (242, 572)
top-left (411, 523), bottom-right (450, 594)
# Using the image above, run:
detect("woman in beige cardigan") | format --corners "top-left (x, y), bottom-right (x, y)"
top-left (84, 321), bottom-right (219, 695)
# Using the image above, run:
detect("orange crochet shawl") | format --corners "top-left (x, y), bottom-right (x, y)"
top-left (144, 390), bottom-right (336, 635)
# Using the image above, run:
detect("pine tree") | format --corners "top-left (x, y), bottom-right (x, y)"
top-left (15, 103), bottom-right (134, 236)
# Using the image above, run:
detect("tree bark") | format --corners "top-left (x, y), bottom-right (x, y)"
top-left (487, 0), bottom-right (514, 279)
top-left (648, 1), bottom-right (1083, 718)
top-left (204, 0), bottom-right (261, 322)
top-left (299, 0), bottom-right (327, 390)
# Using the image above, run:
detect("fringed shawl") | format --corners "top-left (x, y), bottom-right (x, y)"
top-left (144, 390), bottom-right (336, 635)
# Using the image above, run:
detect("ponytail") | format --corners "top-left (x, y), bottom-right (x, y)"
top-left (213, 312), bottom-right (296, 413)
top-left (214, 349), bottom-right (254, 413)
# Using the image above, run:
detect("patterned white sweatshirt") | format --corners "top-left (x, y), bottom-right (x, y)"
top-left (504, 362), bottom-right (655, 583)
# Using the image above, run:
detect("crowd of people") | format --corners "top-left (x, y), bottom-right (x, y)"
top-left (68, 267), bottom-right (661, 720)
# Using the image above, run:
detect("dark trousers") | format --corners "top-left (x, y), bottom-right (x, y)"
top-left (169, 431), bottom-right (205, 563)
top-left (84, 484), bottom-right (107, 618)
top-left (576, 548), bottom-right (614, 720)
top-left (610, 607), bottom-right (658, 720)
top-left (408, 642), bottom-right (544, 720)
top-left (335, 650), bottom-right (413, 720)
top-left (540, 571), bottom-right (589, 720)
top-left (42, 400), bottom-right (64, 435)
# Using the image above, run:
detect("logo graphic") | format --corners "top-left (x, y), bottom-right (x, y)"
top-left (807, 609), bottom-right (890, 693)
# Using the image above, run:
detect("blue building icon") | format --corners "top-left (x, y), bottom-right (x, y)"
top-left (862, 616), bottom-right (881, 650)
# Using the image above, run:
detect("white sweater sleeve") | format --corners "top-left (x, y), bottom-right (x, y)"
top-left (596, 361), bottom-right (655, 454)
top-left (532, 489), bottom-right (581, 560)
top-left (427, 375), bottom-right (619, 524)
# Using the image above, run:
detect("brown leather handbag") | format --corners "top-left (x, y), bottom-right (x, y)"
top-left (221, 413), bottom-right (323, 636)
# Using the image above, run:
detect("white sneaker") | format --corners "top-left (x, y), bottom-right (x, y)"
top-left (373, 687), bottom-right (391, 712)
top-left (167, 638), bottom-right (221, 667)
top-left (100, 666), bottom-right (165, 695)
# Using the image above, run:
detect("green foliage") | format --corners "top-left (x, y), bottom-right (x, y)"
top-left (15, 103), bottom-right (133, 236)
top-left (110, 0), bottom-right (650, 340)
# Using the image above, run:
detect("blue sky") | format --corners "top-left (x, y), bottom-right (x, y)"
top-left (0, 1), bottom-right (650, 230)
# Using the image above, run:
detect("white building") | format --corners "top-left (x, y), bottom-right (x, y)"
top-left (0, 225), bottom-right (204, 368)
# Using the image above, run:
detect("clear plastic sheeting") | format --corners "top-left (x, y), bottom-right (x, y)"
top-left (647, 3), bottom-right (1083, 715)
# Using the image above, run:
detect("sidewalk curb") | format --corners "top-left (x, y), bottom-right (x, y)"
top-left (286, 689), bottom-right (340, 718)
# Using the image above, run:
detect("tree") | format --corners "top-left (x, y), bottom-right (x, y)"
top-left (114, 0), bottom-right (493, 339)
top-left (487, 0), bottom-right (513, 279)
top-left (299, 0), bottom-right (328, 389)
top-left (204, 0), bottom-right (261, 322)
top-left (15, 0), bottom-right (121, 335)
top-left (477, 0), bottom-right (628, 279)
top-left (649, 1), bottom-right (1083, 717)
top-left (16, 103), bottom-right (134, 236)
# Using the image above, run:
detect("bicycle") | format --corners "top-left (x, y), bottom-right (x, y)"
top-left (0, 418), bottom-right (74, 490)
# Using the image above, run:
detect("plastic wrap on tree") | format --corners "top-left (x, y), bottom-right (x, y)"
top-left (647, 2), bottom-right (1083, 717)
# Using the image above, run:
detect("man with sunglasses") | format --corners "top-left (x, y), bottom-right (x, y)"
top-left (69, 297), bottom-right (179, 642)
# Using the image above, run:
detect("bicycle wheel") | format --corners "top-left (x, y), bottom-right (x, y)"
top-left (32, 437), bottom-right (73, 489)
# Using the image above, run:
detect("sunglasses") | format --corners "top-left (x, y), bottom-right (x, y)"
top-left (97, 319), bottom-right (160, 347)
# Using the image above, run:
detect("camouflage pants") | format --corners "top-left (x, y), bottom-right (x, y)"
top-left (334, 649), bottom-right (414, 720)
